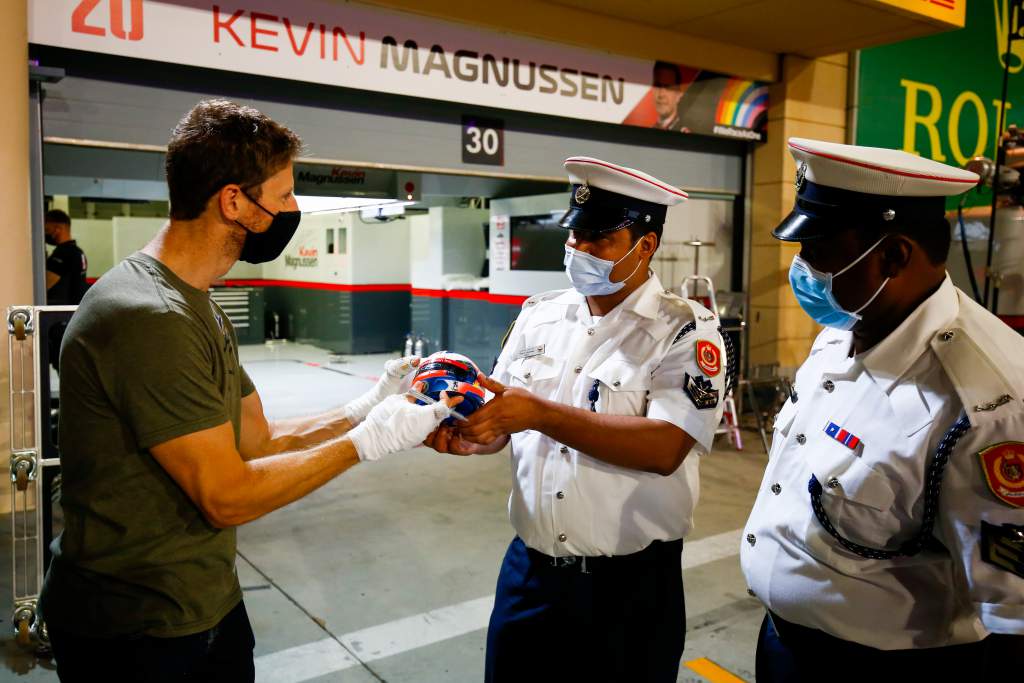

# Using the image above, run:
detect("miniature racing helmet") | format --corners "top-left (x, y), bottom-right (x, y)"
top-left (411, 351), bottom-right (486, 424)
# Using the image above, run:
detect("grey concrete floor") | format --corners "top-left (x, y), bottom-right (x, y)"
top-left (0, 342), bottom-right (767, 682)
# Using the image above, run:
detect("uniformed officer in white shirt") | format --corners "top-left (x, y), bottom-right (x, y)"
top-left (427, 156), bottom-right (730, 682)
top-left (743, 138), bottom-right (1024, 680)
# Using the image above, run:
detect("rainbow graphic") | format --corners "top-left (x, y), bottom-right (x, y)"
top-left (715, 79), bottom-right (769, 130)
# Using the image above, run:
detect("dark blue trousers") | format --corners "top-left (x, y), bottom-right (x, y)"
top-left (485, 536), bottom-right (685, 683)
top-left (757, 611), bottom-right (1024, 681)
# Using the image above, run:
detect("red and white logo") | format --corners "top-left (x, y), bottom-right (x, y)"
top-left (695, 340), bottom-right (721, 377)
top-left (979, 442), bottom-right (1024, 508)
top-left (72, 0), bottom-right (144, 41)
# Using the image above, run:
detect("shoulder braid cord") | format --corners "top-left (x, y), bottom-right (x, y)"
top-left (807, 412), bottom-right (971, 560)
top-left (672, 321), bottom-right (696, 344)
top-left (718, 325), bottom-right (737, 396)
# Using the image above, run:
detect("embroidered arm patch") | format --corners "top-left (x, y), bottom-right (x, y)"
top-left (978, 442), bottom-right (1024, 508)
top-left (981, 520), bottom-right (1024, 579)
top-left (684, 373), bottom-right (719, 410)
top-left (696, 340), bottom-right (722, 376)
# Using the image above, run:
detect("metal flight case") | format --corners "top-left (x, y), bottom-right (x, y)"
top-left (6, 305), bottom-right (75, 653)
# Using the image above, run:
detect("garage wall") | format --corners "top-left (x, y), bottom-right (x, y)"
top-left (35, 51), bottom-right (745, 195)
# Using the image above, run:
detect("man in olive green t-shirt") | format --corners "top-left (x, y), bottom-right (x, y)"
top-left (39, 100), bottom-right (458, 682)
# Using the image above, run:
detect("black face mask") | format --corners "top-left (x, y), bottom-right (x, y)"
top-left (44, 233), bottom-right (57, 246)
top-left (235, 193), bottom-right (302, 264)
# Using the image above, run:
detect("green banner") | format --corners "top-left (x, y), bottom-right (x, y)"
top-left (857, 0), bottom-right (1024, 185)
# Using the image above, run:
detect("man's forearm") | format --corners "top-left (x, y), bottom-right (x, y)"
top-left (259, 406), bottom-right (354, 456)
top-left (212, 435), bottom-right (361, 526)
top-left (534, 400), bottom-right (694, 476)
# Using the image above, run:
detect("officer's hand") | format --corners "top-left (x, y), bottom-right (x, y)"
top-left (343, 355), bottom-right (421, 425)
top-left (459, 376), bottom-right (543, 445)
top-left (347, 391), bottom-right (462, 461)
top-left (423, 425), bottom-right (487, 456)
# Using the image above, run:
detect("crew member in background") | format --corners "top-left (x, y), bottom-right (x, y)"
top-left (743, 138), bottom-right (1024, 679)
top-left (39, 99), bottom-right (458, 683)
top-left (428, 157), bottom-right (730, 682)
top-left (44, 208), bottom-right (89, 370)
top-left (45, 208), bottom-right (88, 306)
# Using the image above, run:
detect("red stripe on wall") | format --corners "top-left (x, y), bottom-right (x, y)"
top-left (411, 288), bottom-right (528, 306)
top-left (999, 315), bottom-right (1024, 330)
top-left (220, 279), bottom-right (412, 292)
top-left (92, 275), bottom-right (528, 306)
top-left (208, 279), bottom-right (526, 305)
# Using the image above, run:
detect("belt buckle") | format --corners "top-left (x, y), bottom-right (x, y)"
top-left (550, 555), bottom-right (591, 574)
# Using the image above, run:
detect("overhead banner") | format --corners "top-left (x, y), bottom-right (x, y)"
top-left (30, 0), bottom-right (768, 142)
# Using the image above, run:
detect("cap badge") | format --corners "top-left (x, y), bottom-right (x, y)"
top-left (882, 208), bottom-right (896, 221)
top-left (795, 162), bottom-right (807, 192)
top-left (575, 184), bottom-right (591, 204)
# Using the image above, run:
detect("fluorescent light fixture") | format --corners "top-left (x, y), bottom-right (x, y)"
top-left (360, 201), bottom-right (414, 220)
top-left (295, 195), bottom-right (411, 214)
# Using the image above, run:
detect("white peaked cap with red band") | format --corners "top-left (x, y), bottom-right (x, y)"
top-left (775, 138), bottom-right (981, 241)
top-left (788, 138), bottom-right (979, 196)
top-left (564, 157), bottom-right (689, 205)
top-left (559, 157), bottom-right (687, 234)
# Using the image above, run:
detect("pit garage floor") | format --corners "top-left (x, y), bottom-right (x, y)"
top-left (0, 342), bottom-right (767, 683)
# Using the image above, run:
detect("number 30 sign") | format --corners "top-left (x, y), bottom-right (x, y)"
top-left (462, 115), bottom-right (504, 166)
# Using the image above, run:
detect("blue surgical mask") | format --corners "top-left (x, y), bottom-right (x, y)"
top-left (789, 236), bottom-right (890, 330)
top-left (564, 238), bottom-right (643, 296)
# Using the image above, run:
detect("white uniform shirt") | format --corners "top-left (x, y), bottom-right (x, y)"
top-left (493, 274), bottom-right (727, 558)
top-left (741, 276), bottom-right (1024, 649)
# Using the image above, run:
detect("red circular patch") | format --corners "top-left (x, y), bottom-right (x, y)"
top-left (696, 340), bottom-right (721, 377)
top-left (979, 442), bottom-right (1024, 508)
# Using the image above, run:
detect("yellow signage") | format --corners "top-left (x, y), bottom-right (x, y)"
top-left (994, 0), bottom-right (1024, 73)
top-left (867, 0), bottom-right (966, 28)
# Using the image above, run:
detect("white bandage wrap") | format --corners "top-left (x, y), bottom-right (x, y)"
top-left (343, 356), bottom-right (420, 426)
top-left (347, 394), bottom-right (452, 461)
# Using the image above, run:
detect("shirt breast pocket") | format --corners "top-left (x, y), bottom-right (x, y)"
top-left (588, 358), bottom-right (650, 416)
top-left (806, 444), bottom-right (899, 564)
top-left (507, 355), bottom-right (564, 392)
top-left (813, 452), bottom-right (896, 513)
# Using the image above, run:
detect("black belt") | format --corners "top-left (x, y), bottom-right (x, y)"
top-left (768, 611), bottom-right (827, 646)
top-left (525, 538), bottom-right (682, 574)
top-left (766, 610), bottom-right (1024, 672)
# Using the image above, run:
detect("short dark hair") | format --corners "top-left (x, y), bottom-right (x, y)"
top-left (165, 99), bottom-right (303, 220)
top-left (653, 61), bottom-right (682, 87)
top-left (626, 222), bottom-right (663, 251)
top-left (45, 209), bottom-right (71, 226)
top-left (860, 217), bottom-right (951, 266)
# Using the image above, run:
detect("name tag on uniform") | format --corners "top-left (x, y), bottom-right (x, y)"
top-left (514, 344), bottom-right (545, 361)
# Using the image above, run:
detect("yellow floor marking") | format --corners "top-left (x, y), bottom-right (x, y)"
top-left (684, 657), bottom-right (747, 683)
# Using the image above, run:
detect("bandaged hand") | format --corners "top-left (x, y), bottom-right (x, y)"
top-left (343, 356), bottom-right (421, 425)
top-left (347, 393), bottom-right (463, 461)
